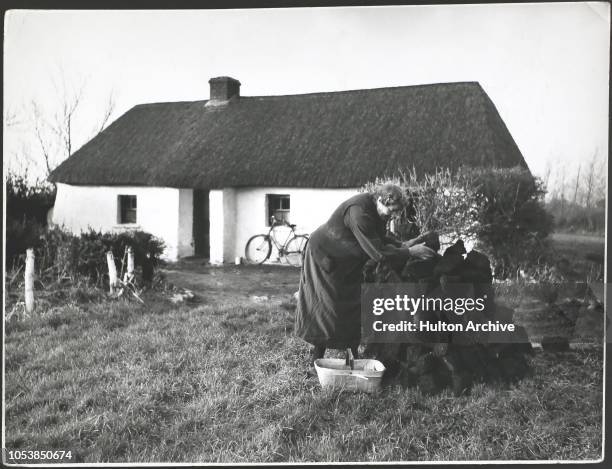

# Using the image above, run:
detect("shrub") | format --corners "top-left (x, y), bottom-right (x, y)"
top-left (5, 171), bottom-right (56, 223)
top-left (469, 167), bottom-right (553, 277)
top-left (364, 168), bottom-right (483, 242)
top-left (5, 172), bottom-right (57, 268)
top-left (23, 227), bottom-right (166, 287)
top-left (111, 230), bottom-right (165, 267)
top-left (6, 217), bottom-right (46, 270)
top-left (363, 166), bottom-right (553, 278)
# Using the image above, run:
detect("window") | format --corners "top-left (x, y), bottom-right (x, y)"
top-left (118, 195), bottom-right (137, 224)
top-left (267, 194), bottom-right (290, 225)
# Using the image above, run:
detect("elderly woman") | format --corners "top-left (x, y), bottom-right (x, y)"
top-left (295, 183), bottom-right (437, 370)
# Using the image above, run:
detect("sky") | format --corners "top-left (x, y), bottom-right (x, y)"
top-left (3, 3), bottom-right (610, 192)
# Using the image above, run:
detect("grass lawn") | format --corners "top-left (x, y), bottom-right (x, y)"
top-left (4, 257), bottom-right (604, 463)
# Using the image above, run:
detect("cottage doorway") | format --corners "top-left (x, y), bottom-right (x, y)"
top-left (193, 189), bottom-right (210, 258)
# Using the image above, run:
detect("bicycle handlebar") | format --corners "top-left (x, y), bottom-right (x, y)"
top-left (270, 215), bottom-right (295, 229)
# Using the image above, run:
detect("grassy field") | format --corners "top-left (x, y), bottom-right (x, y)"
top-left (4, 245), bottom-right (605, 463)
top-left (549, 232), bottom-right (605, 282)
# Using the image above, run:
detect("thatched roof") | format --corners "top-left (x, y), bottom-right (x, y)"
top-left (49, 82), bottom-right (529, 189)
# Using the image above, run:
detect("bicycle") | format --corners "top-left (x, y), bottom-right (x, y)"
top-left (245, 216), bottom-right (309, 267)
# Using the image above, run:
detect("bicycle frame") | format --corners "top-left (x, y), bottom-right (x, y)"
top-left (266, 219), bottom-right (297, 254)
top-left (245, 216), bottom-right (309, 266)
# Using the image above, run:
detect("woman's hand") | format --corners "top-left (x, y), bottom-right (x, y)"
top-left (407, 243), bottom-right (438, 260)
top-left (402, 231), bottom-right (440, 251)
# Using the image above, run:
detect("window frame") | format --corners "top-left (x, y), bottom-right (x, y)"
top-left (118, 195), bottom-right (138, 225)
top-left (266, 194), bottom-right (290, 226)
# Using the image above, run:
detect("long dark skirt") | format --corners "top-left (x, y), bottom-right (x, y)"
top-left (294, 245), bottom-right (364, 349)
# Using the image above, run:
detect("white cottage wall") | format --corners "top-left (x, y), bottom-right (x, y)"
top-left (208, 188), bottom-right (237, 265)
top-left (177, 189), bottom-right (194, 258)
top-left (208, 190), bottom-right (223, 264)
top-left (54, 184), bottom-right (360, 264)
top-left (233, 187), bottom-right (359, 263)
top-left (53, 183), bottom-right (187, 260)
top-left (222, 188), bottom-right (237, 262)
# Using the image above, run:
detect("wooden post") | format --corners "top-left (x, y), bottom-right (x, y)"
top-left (25, 248), bottom-right (35, 314)
top-left (124, 247), bottom-right (135, 283)
top-left (107, 251), bottom-right (118, 294)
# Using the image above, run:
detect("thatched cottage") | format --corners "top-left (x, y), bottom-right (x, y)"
top-left (49, 76), bottom-right (528, 262)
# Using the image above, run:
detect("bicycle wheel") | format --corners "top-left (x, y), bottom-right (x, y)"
top-left (284, 235), bottom-right (309, 267)
top-left (245, 234), bottom-right (272, 265)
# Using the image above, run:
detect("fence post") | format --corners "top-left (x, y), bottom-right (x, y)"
top-left (25, 248), bottom-right (35, 314)
top-left (107, 251), bottom-right (118, 294)
top-left (125, 247), bottom-right (135, 283)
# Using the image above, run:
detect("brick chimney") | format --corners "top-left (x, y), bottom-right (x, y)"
top-left (207, 76), bottom-right (240, 106)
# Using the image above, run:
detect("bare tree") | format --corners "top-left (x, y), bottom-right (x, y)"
top-left (31, 100), bottom-right (57, 176)
top-left (3, 105), bottom-right (22, 128)
top-left (583, 149), bottom-right (599, 209)
top-left (572, 163), bottom-right (581, 205)
top-left (92, 89), bottom-right (116, 137)
top-left (592, 149), bottom-right (607, 207)
top-left (58, 88), bottom-right (84, 159)
top-left (556, 163), bottom-right (567, 218)
top-left (542, 159), bottom-right (552, 196)
top-left (49, 71), bottom-right (86, 162)
top-left (14, 69), bottom-right (117, 178)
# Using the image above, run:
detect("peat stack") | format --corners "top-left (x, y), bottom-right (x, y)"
top-left (363, 240), bottom-right (533, 396)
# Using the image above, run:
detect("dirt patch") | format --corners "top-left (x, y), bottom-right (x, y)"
top-left (161, 259), bottom-right (301, 305)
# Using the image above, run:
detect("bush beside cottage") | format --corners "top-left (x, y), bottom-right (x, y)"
top-left (364, 165), bottom-right (553, 278)
top-left (5, 172), bottom-right (56, 269)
